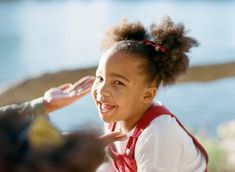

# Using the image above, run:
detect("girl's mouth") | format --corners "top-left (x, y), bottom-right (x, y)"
top-left (98, 102), bottom-right (116, 114)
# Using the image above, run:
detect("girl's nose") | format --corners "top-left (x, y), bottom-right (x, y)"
top-left (98, 83), bottom-right (111, 98)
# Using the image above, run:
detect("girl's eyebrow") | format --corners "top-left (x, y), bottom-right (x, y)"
top-left (110, 73), bottom-right (130, 83)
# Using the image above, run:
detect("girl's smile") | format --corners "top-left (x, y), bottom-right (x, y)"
top-left (98, 102), bottom-right (117, 115)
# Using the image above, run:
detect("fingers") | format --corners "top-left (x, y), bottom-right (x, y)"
top-left (99, 132), bottom-right (127, 147)
top-left (58, 83), bottom-right (73, 91)
top-left (75, 87), bottom-right (91, 97)
top-left (67, 76), bottom-right (95, 97)
top-left (67, 86), bottom-right (90, 98)
top-left (61, 76), bottom-right (94, 94)
top-left (72, 76), bottom-right (95, 91)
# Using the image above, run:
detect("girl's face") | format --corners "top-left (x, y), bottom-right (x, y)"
top-left (91, 49), bottom-right (156, 125)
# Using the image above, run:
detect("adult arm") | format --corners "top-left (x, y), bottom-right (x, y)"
top-left (0, 97), bottom-right (47, 119)
top-left (0, 76), bottom-right (95, 119)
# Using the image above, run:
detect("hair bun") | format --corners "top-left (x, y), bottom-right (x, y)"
top-left (150, 16), bottom-right (199, 85)
top-left (102, 19), bottom-right (147, 50)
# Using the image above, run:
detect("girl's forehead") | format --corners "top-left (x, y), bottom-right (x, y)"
top-left (97, 51), bottom-right (148, 85)
top-left (98, 51), bottom-right (142, 74)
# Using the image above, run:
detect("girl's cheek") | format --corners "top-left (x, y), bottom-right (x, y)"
top-left (91, 82), bottom-right (98, 99)
top-left (91, 82), bottom-right (95, 92)
top-left (112, 88), bottom-right (123, 99)
top-left (113, 86), bottom-right (124, 94)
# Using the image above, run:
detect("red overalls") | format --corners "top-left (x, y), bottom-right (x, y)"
top-left (108, 104), bottom-right (208, 172)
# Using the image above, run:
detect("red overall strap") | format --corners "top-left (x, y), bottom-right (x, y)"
top-left (108, 104), bottom-right (208, 172)
top-left (108, 104), bottom-right (170, 172)
top-left (172, 116), bottom-right (209, 172)
top-left (125, 104), bottom-right (208, 172)
top-left (125, 104), bottom-right (171, 158)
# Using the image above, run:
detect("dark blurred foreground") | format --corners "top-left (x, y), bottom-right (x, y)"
top-left (0, 108), bottom-right (105, 172)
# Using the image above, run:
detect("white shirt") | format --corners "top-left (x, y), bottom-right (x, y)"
top-left (97, 115), bottom-right (206, 172)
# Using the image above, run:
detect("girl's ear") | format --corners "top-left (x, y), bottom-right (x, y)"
top-left (142, 87), bottom-right (157, 103)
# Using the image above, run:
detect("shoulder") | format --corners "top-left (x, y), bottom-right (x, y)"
top-left (136, 115), bottom-right (183, 148)
top-left (135, 114), bottom-right (207, 171)
top-left (143, 115), bottom-right (180, 137)
top-left (134, 115), bottom-right (184, 170)
top-left (135, 114), bottom-right (197, 159)
top-left (139, 115), bottom-right (194, 146)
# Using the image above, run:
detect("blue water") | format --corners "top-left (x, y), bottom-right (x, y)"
top-left (1, 0), bottom-right (235, 84)
top-left (0, 0), bottom-right (235, 137)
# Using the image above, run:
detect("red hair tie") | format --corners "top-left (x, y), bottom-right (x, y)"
top-left (143, 39), bottom-right (167, 53)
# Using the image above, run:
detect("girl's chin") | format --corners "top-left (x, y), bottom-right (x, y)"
top-left (97, 105), bottom-right (118, 123)
top-left (99, 113), bottom-right (113, 123)
top-left (99, 112), bottom-right (119, 123)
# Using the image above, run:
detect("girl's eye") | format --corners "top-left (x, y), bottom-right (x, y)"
top-left (113, 80), bottom-right (124, 86)
top-left (96, 76), bottom-right (103, 82)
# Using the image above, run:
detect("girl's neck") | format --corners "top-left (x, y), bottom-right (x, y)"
top-left (119, 103), bottom-right (153, 133)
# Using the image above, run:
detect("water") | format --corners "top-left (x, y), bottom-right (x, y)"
top-left (157, 77), bottom-right (235, 137)
top-left (0, 0), bottom-right (235, 137)
top-left (1, 0), bottom-right (235, 84)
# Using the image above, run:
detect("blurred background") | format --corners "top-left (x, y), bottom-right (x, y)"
top-left (0, 0), bottom-right (235, 171)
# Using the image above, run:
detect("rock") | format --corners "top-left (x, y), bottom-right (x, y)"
top-left (218, 120), bottom-right (235, 171)
top-left (177, 61), bottom-right (235, 83)
top-left (218, 120), bottom-right (235, 139)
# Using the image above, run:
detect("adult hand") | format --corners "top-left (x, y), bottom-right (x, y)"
top-left (44, 76), bottom-right (95, 113)
top-left (99, 132), bottom-right (127, 147)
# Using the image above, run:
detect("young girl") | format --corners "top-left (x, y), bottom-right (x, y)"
top-left (92, 17), bottom-right (208, 172)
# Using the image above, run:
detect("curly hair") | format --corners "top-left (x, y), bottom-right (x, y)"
top-left (101, 16), bottom-right (198, 86)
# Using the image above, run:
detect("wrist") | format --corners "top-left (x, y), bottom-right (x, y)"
top-left (30, 97), bottom-right (49, 117)
top-left (43, 96), bottom-right (54, 113)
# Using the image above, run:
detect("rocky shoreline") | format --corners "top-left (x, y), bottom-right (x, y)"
top-left (0, 61), bottom-right (235, 106)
